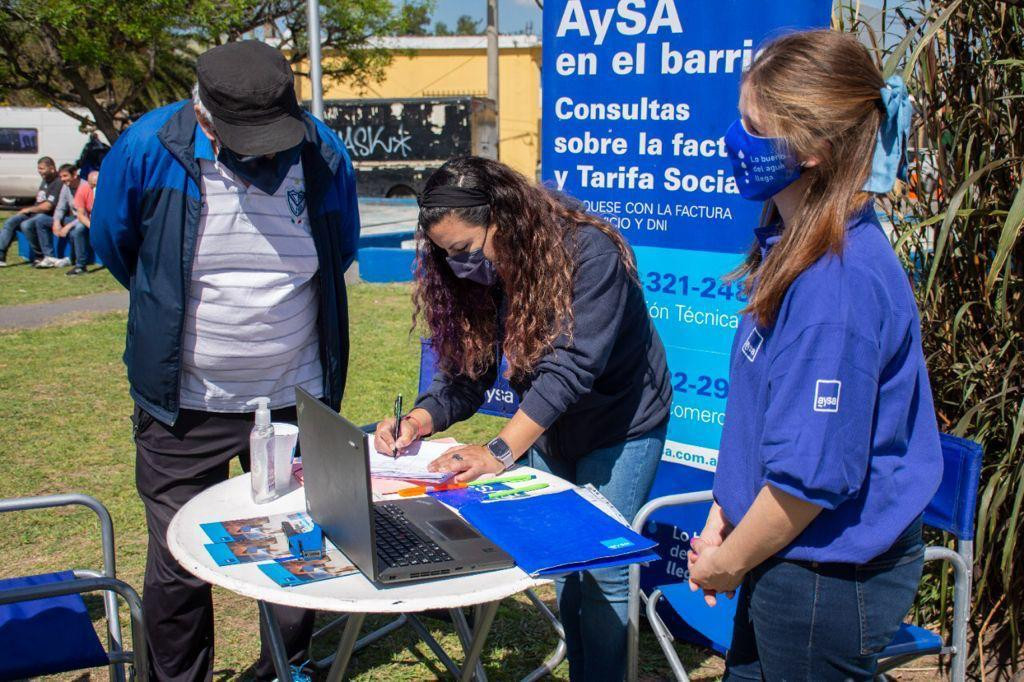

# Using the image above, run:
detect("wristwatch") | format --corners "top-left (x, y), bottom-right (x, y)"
top-left (486, 436), bottom-right (516, 470)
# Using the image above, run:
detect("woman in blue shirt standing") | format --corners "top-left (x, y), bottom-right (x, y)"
top-left (686, 30), bottom-right (944, 680)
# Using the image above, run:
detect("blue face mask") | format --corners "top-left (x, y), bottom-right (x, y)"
top-left (446, 228), bottom-right (498, 286)
top-left (724, 118), bottom-right (803, 201)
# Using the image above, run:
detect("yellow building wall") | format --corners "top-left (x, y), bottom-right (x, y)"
top-left (297, 47), bottom-right (541, 179)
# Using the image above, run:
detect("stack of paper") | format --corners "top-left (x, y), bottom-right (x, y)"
top-left (367, 436), bottom-right (456, 482)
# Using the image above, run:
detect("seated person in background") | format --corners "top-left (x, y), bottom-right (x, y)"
top-left (51, 164), bottom-right (83, 267)
top-left (0, 156), bottom-right (62, 267)
top-left (66, 170), bottom-right (97, 276)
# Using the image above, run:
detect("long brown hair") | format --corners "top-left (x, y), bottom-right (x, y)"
top-left (414, 156), bottom-right (636, 380)
top-left (733, 30), bottom-right (886, 326)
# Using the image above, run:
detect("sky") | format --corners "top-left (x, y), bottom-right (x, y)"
top-left (431, 0), bottom-right (543, 36)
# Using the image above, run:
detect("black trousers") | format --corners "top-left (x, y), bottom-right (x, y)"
top-left (134, 404), bottom-right (316, 682)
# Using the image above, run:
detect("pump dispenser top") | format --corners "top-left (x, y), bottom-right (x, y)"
top-left (249, 397), bottom-right (271, 428)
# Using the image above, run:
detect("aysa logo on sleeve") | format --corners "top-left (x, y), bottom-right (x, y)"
top-left (742, 328), bottom-right (764, 362)
top-left (813, 380), bottom-right (842, 412)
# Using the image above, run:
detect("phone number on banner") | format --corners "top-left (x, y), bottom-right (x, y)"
top-left (640, 272), bottom-right (748, 301)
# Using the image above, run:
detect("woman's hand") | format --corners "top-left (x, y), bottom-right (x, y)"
top-left (428, 444), bottom-right (504, 483)
top-left (373, 408), bottom-right (433, 455)
top-left (688, 503), bottom-right (735, 606)
top-left (374, 417), bottom-right (417, 455)
top-left (688, 543), bottom-right (744, 598)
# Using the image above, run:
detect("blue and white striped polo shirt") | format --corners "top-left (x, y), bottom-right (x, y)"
top-left (179, 153), bottom-right (323, 412)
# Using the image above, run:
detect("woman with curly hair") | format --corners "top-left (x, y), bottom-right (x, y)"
top-left (373, 155), bottom-right (671, 681)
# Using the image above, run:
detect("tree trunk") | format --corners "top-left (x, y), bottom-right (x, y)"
top-left (89, 106), bottom-right (121, 144)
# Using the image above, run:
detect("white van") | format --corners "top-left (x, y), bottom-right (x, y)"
top-left (0, 107), bottom-right (109, 203)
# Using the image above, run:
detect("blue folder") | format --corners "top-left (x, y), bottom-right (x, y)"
top-left (459, 490), bottom-right (659, 576)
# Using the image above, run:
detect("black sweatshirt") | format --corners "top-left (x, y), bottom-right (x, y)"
top-left (415, 224), bottom-right (672, 461)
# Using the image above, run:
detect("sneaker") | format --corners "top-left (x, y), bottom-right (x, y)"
top-left (66, 266), bottom-right (87, 276)
top-left (35, 256), bottom-right (58, 268)
top-left (0, 260), bottom-right (7, 267)
top-left (54, 257), bottom-right (71, 267)
top-left (272, 666), bottom-right (312, 682)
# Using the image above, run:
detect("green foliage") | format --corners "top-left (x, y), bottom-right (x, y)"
top-left (397, 1), bottom-right (433, 36)
top-left (0, 0), bottom-right (432, 142)
top-left (456, 14), bottom-right (483, 35)
top-left (434, 20), bottom-right (452, 36)
top-left (838, 0), bottom-right (1024, 674)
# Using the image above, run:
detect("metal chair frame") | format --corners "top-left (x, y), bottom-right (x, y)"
top-left (625, 496), bottom-right (974, 682)
top-left (626, 490), bottom-right (714, 682)
top-left (0, 493), bottom-right (148, 682)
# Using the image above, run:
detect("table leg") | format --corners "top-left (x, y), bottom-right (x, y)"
top-left (458, 600), bottom-right (500, 682)
top-left (521, 589), bottom-right (567, 682)
top-left (325, 611), bottom-right (366, 682)
top-left (258, 601), bottom-right (293, 682)
top-left (406, 614), bottom-right (463, 678)
top-left (451, 608), bottom-right (487, 682)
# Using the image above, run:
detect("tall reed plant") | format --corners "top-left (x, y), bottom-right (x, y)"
top-left (835, 1), bottom-right (1024, 676)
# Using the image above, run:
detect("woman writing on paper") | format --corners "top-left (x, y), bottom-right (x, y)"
top-left (686, 31), bottom-right (943, 680)
top-left (373, 155), bottom-right (671, 681)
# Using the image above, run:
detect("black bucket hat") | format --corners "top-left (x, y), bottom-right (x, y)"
top-left (196, 41), bottom-right (305, 156)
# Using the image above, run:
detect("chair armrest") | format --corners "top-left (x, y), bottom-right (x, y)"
top-left (0, 575), bottom-right (149, 682)
top-left (0, 494), bottom-right (116, 578)
top-left (924, 545), bottom-right (969, 578)
top-left (631, 490), bottom-right (715, 534)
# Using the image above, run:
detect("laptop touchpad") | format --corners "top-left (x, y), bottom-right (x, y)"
top-left (428, 519), bottom-right (480, 541)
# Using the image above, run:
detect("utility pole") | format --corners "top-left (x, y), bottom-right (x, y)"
top-left (307, 0), bottom-right (324, 119)
top-left (486, 0), bottom-right (500, 157)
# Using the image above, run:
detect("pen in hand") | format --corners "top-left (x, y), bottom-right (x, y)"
top-left (391, 394), bottom-right (403, 457)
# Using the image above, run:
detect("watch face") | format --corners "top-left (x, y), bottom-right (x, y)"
top-left (488, 437), bottom-right (512, 462)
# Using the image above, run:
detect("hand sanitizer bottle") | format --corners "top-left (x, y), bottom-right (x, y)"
top-left (248, 397), bottom-right (277, 503)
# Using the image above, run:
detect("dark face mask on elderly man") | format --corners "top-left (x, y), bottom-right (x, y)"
top-left (217, 143), bottom-right (302, 195)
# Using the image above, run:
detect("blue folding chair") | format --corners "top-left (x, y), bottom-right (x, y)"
top-left (627, 433), bottom-right (982, 682)
top-left (0, 494), bottom-right (148, 681)
top-left (877, 433), bottom-right (982, 681)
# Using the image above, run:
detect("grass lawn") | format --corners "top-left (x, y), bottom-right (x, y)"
top-left (0, 208), bottom-right (123, 306)
top-left (0, 282), bottom-right (721, 681)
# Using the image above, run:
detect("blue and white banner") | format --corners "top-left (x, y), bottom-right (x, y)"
top-left (542, 0), bottom-right (831, 647)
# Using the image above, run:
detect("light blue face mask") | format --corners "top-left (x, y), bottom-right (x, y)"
top-left (724, 118), bottom-right (803, 202)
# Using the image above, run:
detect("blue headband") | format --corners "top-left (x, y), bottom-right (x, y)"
top-left (863, 74), bottom-right (913, 194)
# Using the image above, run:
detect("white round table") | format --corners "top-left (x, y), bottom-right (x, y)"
top-left (167, 467), bottom-right (569, 681)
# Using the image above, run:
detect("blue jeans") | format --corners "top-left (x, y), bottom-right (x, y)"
top-left (528, 423), bottom-right (666, 682)
top-left (724, 518), bottom-right (924, 681)
top-left (22, 212), bottom-right (55, 259)
top-left (69, 223), bottom-right (89, 267)
top-left (0, 212), bottom-right (53, 261)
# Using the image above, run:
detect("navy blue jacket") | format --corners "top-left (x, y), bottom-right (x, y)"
top-left (416, 225), bottom-right (672, 460)
top-left (92, 101), bottom-right (360, 425)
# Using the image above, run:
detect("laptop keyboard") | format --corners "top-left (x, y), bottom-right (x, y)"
top-left (374, 504), bottom-right (453, 570)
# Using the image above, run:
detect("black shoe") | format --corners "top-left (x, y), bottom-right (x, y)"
top-left (66, 266), bottom-right (87, 276)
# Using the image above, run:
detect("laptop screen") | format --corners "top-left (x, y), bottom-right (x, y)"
top-left (295, 388), bottom-right (378, 580)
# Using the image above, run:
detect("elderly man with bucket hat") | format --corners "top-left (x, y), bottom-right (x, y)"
top-left (92, 40), bottom-right (360, 680)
